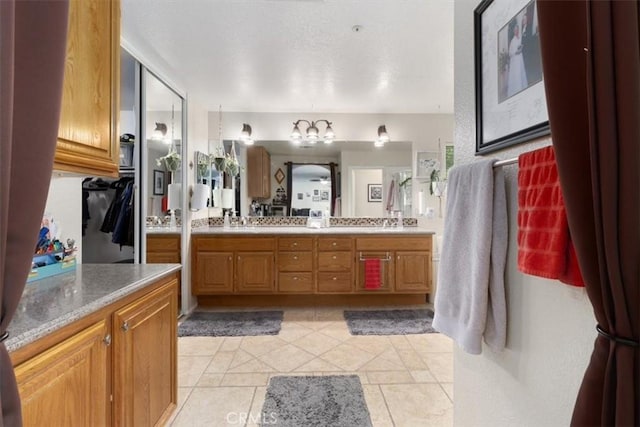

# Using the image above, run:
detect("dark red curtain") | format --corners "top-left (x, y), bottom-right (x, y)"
top-left (0, 1), bottom-right (69, 425)
top-left (537, 1), bottom-right (640, 425)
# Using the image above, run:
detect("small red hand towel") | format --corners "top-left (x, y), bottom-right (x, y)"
top-left (364, 258), bottom-right (381, 289)
top-left (517, 146), bottom-right (584, 286)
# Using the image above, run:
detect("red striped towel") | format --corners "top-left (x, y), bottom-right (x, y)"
top-left (517, 146), bottom-right (584, 286)
top-left (364, 259), bottom-right (381, 289)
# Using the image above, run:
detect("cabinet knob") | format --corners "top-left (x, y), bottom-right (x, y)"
top-left (332, 255), bottom-right (337, 260)
top-left (228, 256), bottom-right (232, 261)
top-left (293, 242), bottom-right (298, 246)
top-left (238, 256), bottom-right (241, 261)
top-left (293, 256), bottom-right (298, 260)
top-left (103, 334), bottom-right (111, 346)
top-left (397, 255), bottom-right (400, 260)
top-left (293, 276), bottom-right (298, 281)
top-left (332, 242), bottom-right (337, 246)
top-left (332, 276), bottom-right (337, 281)
top-left (121, 322), bottom-right (129, 332)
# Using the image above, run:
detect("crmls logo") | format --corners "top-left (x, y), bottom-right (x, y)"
top-left (226, 411), bottom-right (277, 425)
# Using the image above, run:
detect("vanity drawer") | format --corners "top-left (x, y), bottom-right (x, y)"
top-left (317, 272), bottom-right (353, 293)
top-left (317, 237), bottom-right (353, 251)
top-left (147, 235), bottom-right (180, 252)
top-left (278, 252), bottom-right (313, 272)
top-left (278, 273), bottom-right (313, 293)
top-left (317, 252), bottom-right (352, 271)
top-left (278, 237), bottom-right (313, 251)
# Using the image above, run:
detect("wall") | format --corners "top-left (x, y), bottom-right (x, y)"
top-left (290, 179), bottom-right (332, 213)
top-left (353, 169), bottom-right (383, 217)
top-left (45, 177), bottom-right (83, 263)
top-left (452, 1), bottom-right (595, 425)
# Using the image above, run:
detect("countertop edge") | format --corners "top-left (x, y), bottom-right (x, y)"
top-left (6, 264), bottom-right (181, 353)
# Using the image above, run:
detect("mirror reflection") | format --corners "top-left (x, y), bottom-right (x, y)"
top-left (290, 164), bottom-right (332, 217)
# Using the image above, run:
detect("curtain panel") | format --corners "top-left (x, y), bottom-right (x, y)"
top-left (0, 1), bottom-right (69, 425)
top-left (537, 1), bottom-right (640, 425)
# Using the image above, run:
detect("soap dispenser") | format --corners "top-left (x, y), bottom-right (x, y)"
top-left (223, 211), bottom-right (230, 229)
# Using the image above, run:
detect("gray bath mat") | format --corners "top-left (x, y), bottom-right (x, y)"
top-left (178, 311), bottom-right (283, 337)
top-left (261, 375), bottom-right (372, 427)
top-left (343, 309), bottom-right (435, 335)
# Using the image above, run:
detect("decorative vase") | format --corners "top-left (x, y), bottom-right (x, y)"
top-left (221, 188), bottom-right (234, 209)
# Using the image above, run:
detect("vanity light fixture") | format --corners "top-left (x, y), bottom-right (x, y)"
top-left (239, 123), bottom-right (254, 145)
top-left (290, 119), bottom-right (335, 144)
top-left (374, 124), bottom-right (389, 147)
top-left (152, 122), bottom-right (168, 141)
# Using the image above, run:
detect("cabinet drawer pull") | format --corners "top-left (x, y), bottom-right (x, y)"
top-left (332, 276), bottom-right (337, 281)
top-left (228, 256), bottom-right (232, 261)
top-left (332, 242), bottom-right (337, 246)
top-left (332, 255), bottom-right (337, 260)
top-left (103, 334), bottom-right (111, 346)
top-left (293, 276), bottom-right (298, 280)
top-left (121, 322), bottom-right (130, 332)
top-left (293, 242), bottom-right (298, 246)
top-left (293, 256), bottom-right (298, 260)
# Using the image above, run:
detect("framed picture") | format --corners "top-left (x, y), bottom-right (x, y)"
top-left (416, 151), bottom-right (441, 180)
top-left (313, 189), bottom-right (319, 196)
top-left (297, 192), bottom-right (303, 200)
top-left (312, 196), bottom-right (320, 202)
top-left (274, 168), bottom-right (285, 184)
top-left (475, 0), bottom-right (549, 154)
top-left (153, 170), bottom-right (164, 195)
top-left (443, 143), bottom-right (455, 179)
top-left (321, 190), bottom-right (329, 201)
top-left (368, 184), bottom-right (382, 202)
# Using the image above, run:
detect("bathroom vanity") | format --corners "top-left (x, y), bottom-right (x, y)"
top-left (191, 227), bottom-right (433, 306)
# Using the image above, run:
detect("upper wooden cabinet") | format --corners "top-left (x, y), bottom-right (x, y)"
top-left (54, 0), bottom-right (120, 177)
top-left (247, 146), bottom-right (271, 199)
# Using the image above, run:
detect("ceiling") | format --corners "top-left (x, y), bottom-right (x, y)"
top-left (254, 139), bottom-right (411, 156)
top-left (121, 0), bottom-right (454, 114)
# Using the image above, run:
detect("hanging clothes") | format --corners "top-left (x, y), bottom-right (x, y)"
top-left (100, 177), bottom-right (133, 233)
top-left (111, 180), bottom-right (135, 247)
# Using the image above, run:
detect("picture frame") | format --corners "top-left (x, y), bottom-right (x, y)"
top-left (312, 196), bottom-right (320, 202)
top-left (416, 151), bottom-right (441, 180)
top-left (368, 184), bottom-right (382, 202)
top-left (321, 190), bottom-right (329, 201)
top-left (274, 168), bottom-right (285, 184)
top-left (153, 170), bottom-right (164, 195)
top-left (297, 192), bottom-right (303, 200)
top-left (475, 0), bottom-right (549, 154)
top-left (313, 189), bottom-right (319, 196)
top-left (443, 143), bottom-right (455, 179)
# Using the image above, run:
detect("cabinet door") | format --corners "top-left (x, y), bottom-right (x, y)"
top-left (194, 252), bottom-right (234, 294)
top-left (236, 252), bottom-right (274, 293)
top-left (15, 320), bottom-right (110, 427)
top-left (54, 0), bottom-right (120, 177)
top-left (355, 252), bottom-right (394, 293)
top-left (247, 147), bottom-right (271, 198)
top-left (395, 251), bottom-right (431, 292)
top-left (113, 281), bottom-right (178, 427)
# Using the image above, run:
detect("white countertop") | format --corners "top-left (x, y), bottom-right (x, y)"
top-left (191, 226), bottom-right (434, 235)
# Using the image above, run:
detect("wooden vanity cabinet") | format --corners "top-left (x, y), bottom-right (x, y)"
top-left (316, 237), bottom-right (354, 293)
top-left (13, 275), bottom-right (179, 427)
top-left (192, 237), bottom-right (276, 294)
top-left (146, 234), bottom-right (182, 299)
top-left (395, 251), bottom-right (432, 292)
top-left (277, 237), bottom-right (314, 293)
top-left (54, 0), bottom-right (121, 177)
top-left (247, 146), bottom-right (271, 198)
top-left (15, 320), bottom-right (110, 426)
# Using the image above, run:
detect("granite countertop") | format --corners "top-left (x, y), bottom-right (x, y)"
top-left (191, 226), bottom-right (435, 235)
top-left (7, 264), bottom-right (181, 353)
top-left (146, 227), bottom-right (181, 235)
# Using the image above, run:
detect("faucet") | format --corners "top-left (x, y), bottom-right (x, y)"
top-left (240, 216), bottom-right (247, 227)
top-left (382, 219), bottom-right (389, 229)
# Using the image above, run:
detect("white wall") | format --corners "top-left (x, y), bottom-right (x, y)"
top-left (452, 1), bottom-right (595, 425)
top-left (45, 177), bottom-right (83, 263)
top-left (353, 169), bottom-right (383, 217)
top-left (290, 180), bottom-right (331, 213)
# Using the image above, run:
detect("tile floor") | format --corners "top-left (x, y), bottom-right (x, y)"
top-left (170, 307), bottom-right (453, 427)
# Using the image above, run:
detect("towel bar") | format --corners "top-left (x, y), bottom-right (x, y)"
top-left (358, 252), bottom-right (392, 262)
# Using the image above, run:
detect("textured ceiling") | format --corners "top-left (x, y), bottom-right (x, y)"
top-left (121, 0), bottom-right (454, 114)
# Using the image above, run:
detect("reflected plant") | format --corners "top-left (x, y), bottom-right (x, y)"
top-left (156, 150), bottom-right (181, 173)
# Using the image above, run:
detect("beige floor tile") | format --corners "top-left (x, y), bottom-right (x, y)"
top-left (240, 336), bottom-right (287, 357)
top-left (277, 324), bottom-right (314, 342)
top-left (220, 373), bottom-right (270, 387)
top-left (366, 370), bottom-right (415, 384)
top-left (345, 336), bottom-right (392, 356)
top-left (166, 387), bottom-right (193, 425)
top-left (408, 333), bottom-right (454, 354)
top-left (294, 357), bottom-right (343, 372)
top-left (196, 373), bottom-right (224, 387)
top-left (319, 343), bottom-right (377, 371)
top-left (258, 344), bottom-right (316, 372)
top-left (441, 383), bottom-right (454, 402)
top-left (421, 352), bottom-right (454, 383)
top-left (388, 335), bottom-right (413, 350)
top-left (362, 385), bottom-right (394, 427)
top-left (397, 348), bottom-right (429, 370)
top-left (171, 386), bottom-right (255, 427)
top-left (228, 349), bottom-right (255, 369)
top-left (178, 337), bottom-right (224, 356)
top-left (292, 332), bottom-right (341, 356)
top-left (381, 383), bottom-right (453, 427)
top-left (410, 370), bottom-right (438, 383)
top-left (313, 309), bottom-right (345, 321)
top-left (178, 356), bottom-right (211, 387)
top-left (219, 336), bottom-right (243, 352)
top-left (358, 353), bottom-right (406, 372)
top-left (314, 371), bottom-right (369, 384)
top-left (227, 358), bottom-right (276, 373)
top-left (282, 309), bottom-right (316, 322)
top-left (293, 320), bottom-right (333, 331)
top-left (316, 325), bottom-right (354, 342)
top-left (205, 351), bottom-right (235, 373)
top-left (246, 386), bottom-right (268, 427)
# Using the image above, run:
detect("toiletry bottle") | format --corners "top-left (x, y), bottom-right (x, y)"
top-left (223, 211), bottom-right (230, 229)
top-left (323, 209), bottom-right (330, 228)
